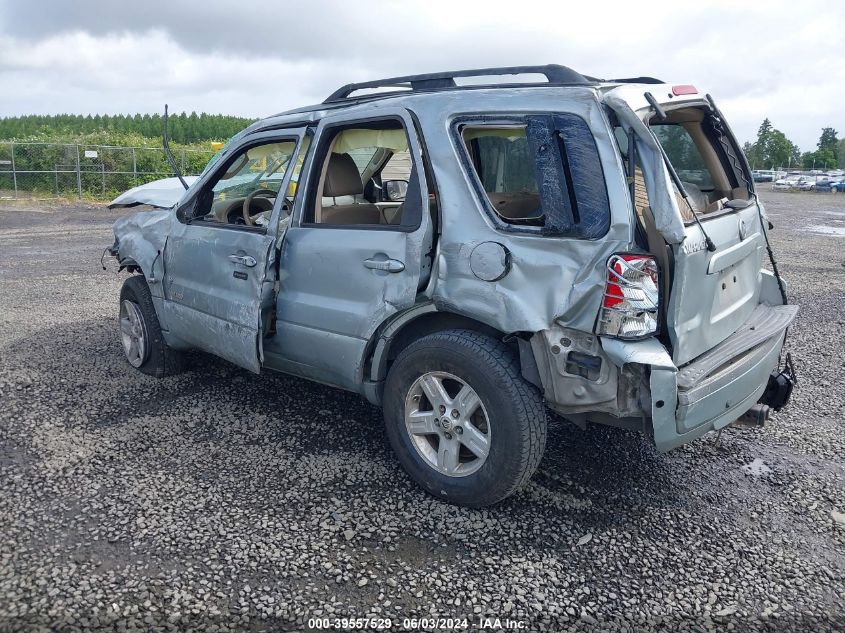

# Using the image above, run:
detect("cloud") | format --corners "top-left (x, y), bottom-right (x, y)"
top-left (1, 0), bottom-right (843, 150)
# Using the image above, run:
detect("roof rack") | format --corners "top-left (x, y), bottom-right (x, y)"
top-left (324, 64), bottom-right (595, 103)
top-left (606, 76), bottom-right (665, 84)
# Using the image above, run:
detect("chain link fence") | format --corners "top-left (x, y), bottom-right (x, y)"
top-left (0, 142), bottom-right (215, 201)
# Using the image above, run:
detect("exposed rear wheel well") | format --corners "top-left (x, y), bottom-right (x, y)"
top-left (371, 311), bottom-right (511, 383)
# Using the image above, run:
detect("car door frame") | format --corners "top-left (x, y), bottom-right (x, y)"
top-left (265, 108), bottom-right (434, 392)
top-left (160, 128), bottom-right (308, 373)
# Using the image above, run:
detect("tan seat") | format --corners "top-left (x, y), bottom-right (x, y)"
top-left (319, 153), bottom-right (382, 225)
top-left (485, 191), bottom-right (541, 220)
top-left (633, 168), bottom-right (695, 223)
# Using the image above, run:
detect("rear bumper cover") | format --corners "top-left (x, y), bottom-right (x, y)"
top-left (602, 303), bottom-right (798, 451)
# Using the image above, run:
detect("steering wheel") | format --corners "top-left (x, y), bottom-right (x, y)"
top-left (242, 189), bottom-right (277, 226)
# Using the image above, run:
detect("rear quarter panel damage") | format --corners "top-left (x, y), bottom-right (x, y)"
top-left (412, 88), bottom-right (634, 335)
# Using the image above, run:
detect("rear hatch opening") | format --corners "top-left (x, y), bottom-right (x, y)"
top-left (650, 105), bottom-right (753, 218)
top-left (616, 100), bottom-right (772, 366)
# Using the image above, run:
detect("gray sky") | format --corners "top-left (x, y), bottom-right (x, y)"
top-left (1, 0), bottom-right (843, 150)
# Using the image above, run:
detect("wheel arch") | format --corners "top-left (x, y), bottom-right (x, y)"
top-left (117, 256), bottom-right (142, 274)
top-left (364, 305), bottom-right (524, 388)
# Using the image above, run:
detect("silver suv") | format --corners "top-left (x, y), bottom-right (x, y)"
top-left (109, 65), bottom-right (797, 506)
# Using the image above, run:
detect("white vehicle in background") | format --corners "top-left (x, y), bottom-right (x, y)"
top-left (773, 177), bottom-right (799, 191)
top-left (796, 176), bottom-right (816, 191)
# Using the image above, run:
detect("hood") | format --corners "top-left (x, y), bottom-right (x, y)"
top-left (108, 176), bottom-right (199, 209)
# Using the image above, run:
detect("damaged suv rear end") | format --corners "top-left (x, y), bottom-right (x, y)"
top-left (532, 81), bottom-right (797, 451)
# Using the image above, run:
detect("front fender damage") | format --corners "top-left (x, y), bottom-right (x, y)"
top-left (110, 209), bottom-right (174, 291)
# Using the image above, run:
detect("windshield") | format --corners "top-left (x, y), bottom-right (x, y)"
top-left (211, 142), bottom-right (296, 200)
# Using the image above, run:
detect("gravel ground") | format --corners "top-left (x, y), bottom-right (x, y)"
top-left (0, 191), bottom-right (843, 632)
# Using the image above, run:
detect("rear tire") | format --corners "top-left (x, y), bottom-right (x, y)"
top-left (383, 329), bottom-right (547, 507)
top-left (119, 275), bottom-right (182, 377)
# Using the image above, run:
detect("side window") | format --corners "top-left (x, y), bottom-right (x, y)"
top-left (463, 126), bottom-right (542, 224)
top-left (457, 115), bottom-right (611, 239)
top-left (194, 139), bottom-right (297, 226)
top-left (305, 120), bottom-right (422, 229)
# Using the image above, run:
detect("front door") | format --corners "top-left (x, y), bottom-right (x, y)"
top-left (162, 130), bottom-right (306, 372)
top-left (266, 112), bottom-right (433, 390)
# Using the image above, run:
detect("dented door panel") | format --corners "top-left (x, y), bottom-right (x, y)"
top-left (267, 108), bottom-right (433, 391)
top-left (161, 222), bottom-right (275, 373)
top-left (667, 204), bottom-right (766, 366)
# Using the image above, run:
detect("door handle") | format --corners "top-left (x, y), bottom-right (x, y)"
top-left (228, 254), bottom-right (257, 267)
top-left (363, 257), bottom-right (405, 273)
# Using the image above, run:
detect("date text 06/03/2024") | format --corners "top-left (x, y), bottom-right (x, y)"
top-left (306, 616), bottom-right (527, 630)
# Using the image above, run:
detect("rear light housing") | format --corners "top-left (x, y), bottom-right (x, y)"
top-left (671, 84), bottom-right (698, 96)
top-left (597, 254), bottom-right (659, 339)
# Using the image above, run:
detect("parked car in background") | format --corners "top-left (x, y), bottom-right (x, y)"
top-left (796, 176), bottom-right (816, 191)
top-left (773, 177), bottom-right (799, 190)
top-left (814, 178), bottom-right (841, 192)
top-left (752, 169), bottom-right (786, 183)
top-left (831, 180), bottom-right (845, 193)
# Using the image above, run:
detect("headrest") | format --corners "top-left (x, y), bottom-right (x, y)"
top-left (323, 152), bottom-right (363, 197)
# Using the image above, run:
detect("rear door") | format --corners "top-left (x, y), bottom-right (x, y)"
top-left (162, 130), bottom-right (306, 372)
top-left (648, 106), bottom-right (764, 365)
top-left (667, 204), bottom-right (765, 365)
top-left (266, 110), bottom-right (433, 390)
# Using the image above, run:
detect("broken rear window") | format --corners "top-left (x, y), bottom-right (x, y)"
top-left (456, 114), bottom-right (610, 239)
top-left (462, 126), bottom-right (542, 225)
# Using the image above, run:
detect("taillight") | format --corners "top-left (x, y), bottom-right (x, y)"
top-left (597, 254), bottom-right (659, 339)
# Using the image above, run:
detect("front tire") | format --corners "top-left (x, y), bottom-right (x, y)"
top-left (119, 275), bottom-right (182, 377)
top-left (383, 329), bottom-right (547, 507)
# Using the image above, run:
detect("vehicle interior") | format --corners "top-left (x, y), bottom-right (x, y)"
top-left (649, 107), bottom-right (751, 216)
top-left (310, 122), bottom-right (413, 226)
top-left (462, 125), bottom-right (544, 225)
top-left (195, 140), bottom-right (297, 226)
top-left (612, 106), bottom-right (751, 233)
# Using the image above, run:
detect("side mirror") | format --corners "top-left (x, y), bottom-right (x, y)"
top-left (383, 179), bottom-right (408, 202)
top-left (175, 201), bottom-right (195, 224)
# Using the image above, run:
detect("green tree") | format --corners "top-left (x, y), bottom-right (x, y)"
top-left (818, 127), bottom-right (839, 154)
top-left (765, 130), bottom-right (800, 169)
top-left (802, 149), bottom-right (836, 170)
top-left (801, 127), bottom-right (840, 170)
top-left (0, 112), bottom-right (256, 143)
top-left (745, 118), bottom-right (802, 169)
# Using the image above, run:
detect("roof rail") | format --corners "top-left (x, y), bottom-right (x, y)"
top-left (606, 76), bottom-right (665, 85)
top-left (324, 64), bottom-right (594, 103)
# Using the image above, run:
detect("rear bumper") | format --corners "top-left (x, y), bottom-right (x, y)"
top-left (601, 303), bottom-right (798, 452)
